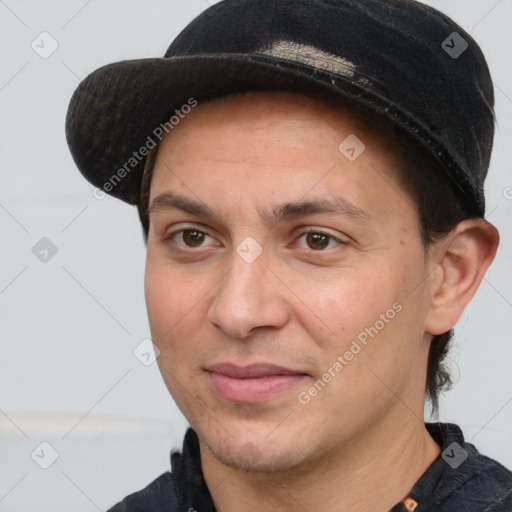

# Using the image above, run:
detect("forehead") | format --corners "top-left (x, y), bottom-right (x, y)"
top-left (151, 90), bottom-right (398, 174)
top-left (146, 90), bottom-right (414, 227)
top-left (169, 90), bottom-right (375, 140)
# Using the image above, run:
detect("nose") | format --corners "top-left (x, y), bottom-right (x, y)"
top-left (206, 247), bottom-right (290, 340)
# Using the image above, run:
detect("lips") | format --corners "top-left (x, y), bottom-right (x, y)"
top-left (206, 363), bottom-right (307, 403)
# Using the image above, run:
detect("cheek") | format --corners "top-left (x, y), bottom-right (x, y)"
top-left (289, 271), bottom-right (396, 348)
top-left (144, 261), bottom-right (206, 408)
top-left (144, 255), bottom-right (219, 376)
top-left (145, 271), bottom-right (175, 335)
top-left (144, 257), bottom-right (197, 347)
top-left (289, 255), bottom-right (425, 391)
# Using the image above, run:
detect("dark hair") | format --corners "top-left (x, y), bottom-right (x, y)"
top-left (137, 90), bottom-right (474, 415)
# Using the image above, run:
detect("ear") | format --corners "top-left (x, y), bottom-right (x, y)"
top-left (425, 219), bottom-right (499, 335)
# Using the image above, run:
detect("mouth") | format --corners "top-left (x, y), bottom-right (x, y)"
top-left (205, 362), bottom-right (308, 404)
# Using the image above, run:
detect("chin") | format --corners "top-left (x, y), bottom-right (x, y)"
top-left (199, 423), bottom-right (322, 474)
top-left (206, 439), bottom-right (307, 473)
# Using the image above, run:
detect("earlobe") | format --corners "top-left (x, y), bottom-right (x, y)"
top-left (425, 219), bottom-right (499, 335)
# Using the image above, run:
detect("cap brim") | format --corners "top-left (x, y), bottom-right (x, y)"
top-left (65, 53), bottom-right (478, 211)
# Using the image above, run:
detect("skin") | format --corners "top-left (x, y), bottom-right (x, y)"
top-left (144, 91), bottom-right (498, 512)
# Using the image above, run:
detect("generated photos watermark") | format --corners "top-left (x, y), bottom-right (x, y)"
top-left (298, 301), bottom-right (403, 404)
top-left (93, 97), bottom-right (198, 200)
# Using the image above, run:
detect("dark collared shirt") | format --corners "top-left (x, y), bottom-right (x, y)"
top-left (108, 423), bottom-right (512, 511)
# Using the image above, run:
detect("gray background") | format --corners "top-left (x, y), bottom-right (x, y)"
top-left (0, 0), bottom-right (511, 510)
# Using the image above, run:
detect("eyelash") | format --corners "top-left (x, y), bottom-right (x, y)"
top-left (162, 227), bottom-right (346, 253)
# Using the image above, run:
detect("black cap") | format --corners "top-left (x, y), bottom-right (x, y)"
top-left (65, 0), bottom-right (494, 216)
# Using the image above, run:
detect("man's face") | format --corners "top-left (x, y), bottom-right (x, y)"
top-left (145, 91), bottom-right (434, 472)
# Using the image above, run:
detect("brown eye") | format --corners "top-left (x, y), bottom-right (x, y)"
top-left (305, 232), bottom-right (330, 250)
top-left (162, 227), bottom-right (218, 254)
top-left (181, 230), bottom-right (206, 247)
top-left (295, 229), bottom-right (345, 252)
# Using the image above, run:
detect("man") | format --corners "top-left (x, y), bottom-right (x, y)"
top-left (65, 0), bottom-right (512, 510)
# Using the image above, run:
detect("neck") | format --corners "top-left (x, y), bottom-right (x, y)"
top-left (200, 409), bottom-right (441, 512)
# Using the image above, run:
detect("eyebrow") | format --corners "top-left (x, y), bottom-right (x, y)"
top-left (148, 192), bottom-right (371, 226)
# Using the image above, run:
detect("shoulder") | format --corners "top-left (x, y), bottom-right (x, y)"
top-left (106, 472), bottom-right (176, 512)
top-left (423, 423), bottom-right (512, 511)
top-left (454, 446), bottom-right (512, 511)
top-left (105, 429), bottom-right (215, 512)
